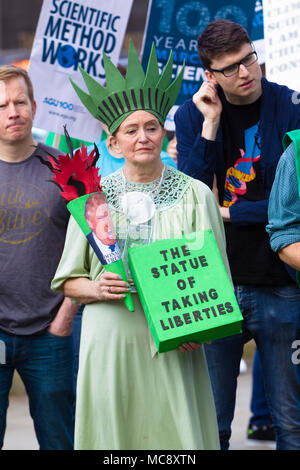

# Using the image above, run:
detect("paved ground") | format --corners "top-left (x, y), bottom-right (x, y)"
top-left (2, 342), bottom-right (275, 451)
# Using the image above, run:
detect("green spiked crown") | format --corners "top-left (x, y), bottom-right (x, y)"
top-left (70, 40), bottom-right (185, 134)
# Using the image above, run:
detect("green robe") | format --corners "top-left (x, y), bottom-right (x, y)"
top-left (52, 167), bottom-right (230, 450)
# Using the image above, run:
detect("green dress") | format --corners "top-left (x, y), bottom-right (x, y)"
top-left (52, 166), bottom-right (230, 450)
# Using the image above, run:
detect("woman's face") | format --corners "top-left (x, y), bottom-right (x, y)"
top-left (109, 111), bottom-right (166, 166)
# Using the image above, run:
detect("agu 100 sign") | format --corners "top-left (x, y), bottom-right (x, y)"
top-left (152, 0), bottom-right (253, 35)
top-left (142, 0), bottom-right (256, 106)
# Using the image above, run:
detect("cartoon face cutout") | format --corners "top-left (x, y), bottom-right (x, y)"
top-left (93, 202), bottom-right (116, 246)
top-left (85, 194), bottom-right (116, 246)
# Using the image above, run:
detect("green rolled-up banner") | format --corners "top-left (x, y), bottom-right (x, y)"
top-left (67, 192), bottom-right (135, 312)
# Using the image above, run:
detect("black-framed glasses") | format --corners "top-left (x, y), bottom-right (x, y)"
top-left (208, 51), bottom-right (258, 77)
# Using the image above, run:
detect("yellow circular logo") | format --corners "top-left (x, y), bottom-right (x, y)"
top-left (0, 182), bottom-right (50, 244)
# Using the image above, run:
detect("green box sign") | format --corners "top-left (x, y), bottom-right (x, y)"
top-left (128, 230), bottom-right (243, 353)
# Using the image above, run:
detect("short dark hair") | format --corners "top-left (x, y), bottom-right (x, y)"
top-left (198, 20), bottom-right (250, 69)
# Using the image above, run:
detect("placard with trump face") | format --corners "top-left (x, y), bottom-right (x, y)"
top-left (84, 192), bottom-right (121, 265)
top-left (67, 191), bottom-right (134, 311)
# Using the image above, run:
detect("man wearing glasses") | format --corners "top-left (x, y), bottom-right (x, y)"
top-left (175, 19), bottom-right (300, 451)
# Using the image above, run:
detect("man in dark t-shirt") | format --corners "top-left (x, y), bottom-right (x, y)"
top-left (175, 20), bottom-right (300, 450)
top-left (218, 89), bottom-right (292, 287)
top-left (0, 65), bottom-right (78, 450)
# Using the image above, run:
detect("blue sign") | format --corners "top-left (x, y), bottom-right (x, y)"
top-left (142, 0), bottom-right (258, 110)
top-left (250, 0), bottom-right (264, 42)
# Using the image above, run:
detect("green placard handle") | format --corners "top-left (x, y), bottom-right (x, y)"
top-left (104, 259), bottom-right (135, 312)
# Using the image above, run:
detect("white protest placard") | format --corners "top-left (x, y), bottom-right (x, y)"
top-left (263, 0), bottom-right (300, 91)
top-left (29, 0), bottom-right (134, 142)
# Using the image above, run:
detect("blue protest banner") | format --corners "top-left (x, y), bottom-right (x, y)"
top-left (250, 0), bottom-right (264, 64)
top-left (141, 0), bottom-right (259, 129)
top-left (251, 0), bottom-right (264, 42)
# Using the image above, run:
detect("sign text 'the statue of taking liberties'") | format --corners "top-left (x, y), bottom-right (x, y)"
top-left (128, 230), bottom-right (243, 353)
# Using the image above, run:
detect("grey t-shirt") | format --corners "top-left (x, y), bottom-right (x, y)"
top-left (0, 143), bottom-right (70, 335)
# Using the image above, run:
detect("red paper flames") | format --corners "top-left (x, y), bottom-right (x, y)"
top-left (37, 142), bottom-right (102, 201)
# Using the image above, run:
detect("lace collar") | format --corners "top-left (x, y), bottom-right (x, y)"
top-left (102, 165), bottom-right (191, 212)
